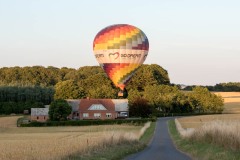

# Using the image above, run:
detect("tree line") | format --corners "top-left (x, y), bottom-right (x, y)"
top-left (0, 86), bottom-right (54, 114)
top-left (0, 64), bottom-right (225, 116)
top-left (183, 82), bottom-right (240, 92)
top-left (128, 85), bottom-right (224, 118)
top-left (0, 64), bottom-right (170, 114)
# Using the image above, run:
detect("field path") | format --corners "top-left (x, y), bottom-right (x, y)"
top-left (124, 117), bottom-right (191, 160)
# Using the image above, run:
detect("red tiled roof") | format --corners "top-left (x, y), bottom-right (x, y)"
top-left (79, 99), bottom-right (115, 112)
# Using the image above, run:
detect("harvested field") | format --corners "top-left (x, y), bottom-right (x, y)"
top-left (0, 116), bottom-right (149, 160)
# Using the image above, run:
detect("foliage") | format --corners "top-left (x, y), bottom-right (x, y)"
top-left (143, 85), bottom-right (180, 113)
top-left (128, 85), bottom-right (224, 116)
top-left (127, 89), bottom-right (142, 103)
top-left (20, 118), bottom-right (156, 127)
top-left (0, 66), bottom-right (70, 86)
top-left (0, 65), bottom-right (226, 116)
top-left (49, 99), bottom-right (71, 121)
top-left (129, 97), bottom-right (152, 118)
top-left (0, 101), bottom-right (44, 114)
top-left (127, 64), bottom-right (170, 91)
top-left (188, 86), bottom-right (224, 113)
top-left (183, 82), bottom-right (240, 92)
top-left (0, 64), bottom-right (170, 100)
top-left (54, 80), bottom-right (86, 99)
top-left (0, 85), bottom-right (50, 114)
top-left (0, 85), bottom-right (54, 104)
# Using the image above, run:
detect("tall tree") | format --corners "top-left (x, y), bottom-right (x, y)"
top-left (49, 99), bottom-right (71, 121)
top-left (129, 97), bottom-right (152, 118)
top-left (54, 80), bottom-right (86, 99)
top-left (127, 64), bottom-right (170, 91)
top-left (189, 86), bottom-right (224, 113)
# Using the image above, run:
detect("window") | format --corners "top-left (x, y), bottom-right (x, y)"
top-left (43, 116), bottom-right (45, 120)
top-left (89, 104), bottom-right (107, 110)
top-left (106, 113), bottom-right (112, 118)
top-left (37, 116), bottom-right (39, 120)
top-left (83, 113), bottom-right (89, 118)
top-left (94, 113), bottom-right (101, 118)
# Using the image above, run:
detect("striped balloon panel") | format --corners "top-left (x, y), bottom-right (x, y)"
top-left (93, 24), bottom-right (149, 51)
top-left (102, 63), bottom-right (140, 90)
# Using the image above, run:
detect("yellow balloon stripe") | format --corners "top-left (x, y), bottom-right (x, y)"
top-left (111, 63), bottom-right (139, 85)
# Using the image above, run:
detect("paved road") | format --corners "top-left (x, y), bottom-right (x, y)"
top-left (124, 117), bottom-right (191, 160)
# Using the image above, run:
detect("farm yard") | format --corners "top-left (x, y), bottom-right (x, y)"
top-left (0, 116), bottom-right (149, 160)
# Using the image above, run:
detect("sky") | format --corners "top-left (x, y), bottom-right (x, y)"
top-left (0, 0), bottom-right (239, 85)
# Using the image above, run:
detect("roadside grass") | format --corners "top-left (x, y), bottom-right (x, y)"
top-left (168, 120), bottom-right (240, 160)
top-left (66, 122), bottom-right (156, 160)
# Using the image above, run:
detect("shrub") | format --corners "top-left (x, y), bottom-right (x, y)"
top-left (20, 118), bottom-right (156, 127)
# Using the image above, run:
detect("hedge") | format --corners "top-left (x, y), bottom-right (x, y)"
top-left (156, 112), bottom-right (222, 117)
top-left (20, 118), bottom-right (156, 127)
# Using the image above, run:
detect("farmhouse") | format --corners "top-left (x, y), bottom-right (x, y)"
top-left (31, 108), bottom-right (49, 122)
top-left (31, 99), bottom-right (128, 122)
top-left (67, 99), bottom-right (128, 120)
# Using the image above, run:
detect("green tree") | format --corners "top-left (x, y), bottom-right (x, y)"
top-left (49, 99), bottom-right (71, 121)
top-left (88, 85), bottom-right (118, 99)
top-left (127, 89), bottom-right (143, 104)
top-left (129, 97), bottom-right (152, 118)
top-left (189, 86), bottom-right (224, 113)
top-left (143, 85), bottom-right (179, 113)
top-left (54, 80), bottom-right (86, 99)
top-left (127, 64), bottom-right (170, 91)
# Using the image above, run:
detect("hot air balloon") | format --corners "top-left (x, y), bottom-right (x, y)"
top-left (93, 24), bottom-right (149, 97)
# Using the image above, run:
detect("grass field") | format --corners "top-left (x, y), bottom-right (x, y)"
top-left (0, 116), bottom-right (150, 160)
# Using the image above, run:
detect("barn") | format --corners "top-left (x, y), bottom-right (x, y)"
top-left (31, 108), bottom-right (49, 122)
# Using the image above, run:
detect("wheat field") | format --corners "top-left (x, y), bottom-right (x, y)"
top-left (178, 114), bottom-right (240, 129)
top-left (0, 116), bottom-right (149, 160)
top-left (176, 118), bottom-right (240, 151)
top-left (177, 92), bottom-right (240, 129)
top-left (175, 92), bottom-right (240, 153)
top-left (213, 92), bottom-right (240, 113)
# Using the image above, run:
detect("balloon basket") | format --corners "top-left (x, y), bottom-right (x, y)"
top-left (118, 88), bottom-right (128, 98)
top-left (118, 91), bottom-right (124, 97)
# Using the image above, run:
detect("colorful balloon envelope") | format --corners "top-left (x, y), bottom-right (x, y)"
top-left (93, 24), bottom-right (149, 91)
